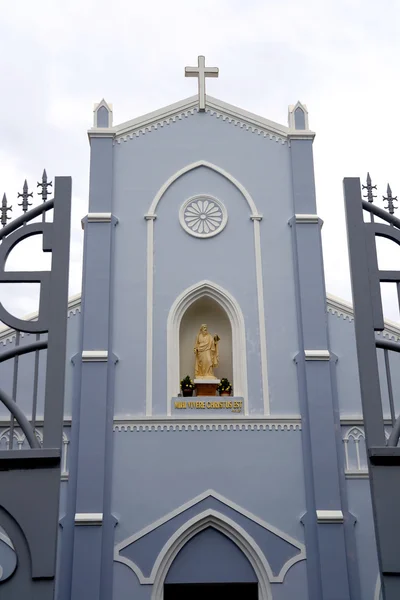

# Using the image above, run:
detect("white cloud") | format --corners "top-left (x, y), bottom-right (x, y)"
top-left (0, 0), bottom-right (399, 320)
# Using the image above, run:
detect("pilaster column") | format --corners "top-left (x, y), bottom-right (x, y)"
top-left (67, 100), bottom-right (118, 600)
top-left (288, 103), bottom-right (359, 599)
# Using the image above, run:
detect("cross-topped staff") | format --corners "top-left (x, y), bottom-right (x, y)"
top-left (383, 183), bottom-right (398, 215)
top-left (362, 172), bottom-right (377, 203)
top-left (18, 179), bottom-right (33, 213)
top-left (185, 55), bottom-right (219, 112)
top-left (1, 193), bottom-right (12, 227)
top-left (37, 169), bottom-right (52, 202)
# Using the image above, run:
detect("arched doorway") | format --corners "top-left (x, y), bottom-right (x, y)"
top-left (163, 527), bottom-right (258, 600)
top-left (150, 511), bottom-right (272, 600)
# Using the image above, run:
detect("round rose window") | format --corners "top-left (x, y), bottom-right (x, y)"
top-left (179, 195), bottom-right (227, 238)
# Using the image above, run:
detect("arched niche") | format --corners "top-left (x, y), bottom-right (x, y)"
top-left (180, 297), bottom-right (232, 384)
top-left (167, 281), bottom-right (248, 413)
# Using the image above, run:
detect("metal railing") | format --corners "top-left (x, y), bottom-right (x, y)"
top-left (0, 173), bottom-right (71, 598)
top-left (344, 175), bottom-right (400, 600)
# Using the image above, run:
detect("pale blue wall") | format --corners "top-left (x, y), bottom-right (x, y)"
top-left (111, 427), bottom-right (307, 597)
top-left (165, 528), bottom-right (257, 583)
top-left (346, 480), bottom-right (379, 600)
top-left (111, 428), bottom-right (305, 543)
top-left (111, 112), bottom-right (299, 416)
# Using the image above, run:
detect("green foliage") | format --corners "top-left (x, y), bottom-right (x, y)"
top-left (218, 377), bottom-right (232, 394)
top-left (180, 375), bottom-right (194, 390)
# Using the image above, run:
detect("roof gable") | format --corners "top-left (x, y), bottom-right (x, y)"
top-left (89, 95), bottom-right (315, 145)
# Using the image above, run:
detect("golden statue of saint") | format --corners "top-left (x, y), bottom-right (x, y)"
top-left (194, 324), bottom-right (220, 379)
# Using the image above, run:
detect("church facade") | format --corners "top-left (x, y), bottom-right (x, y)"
top-left (1, 57), bottom-right (399, 600)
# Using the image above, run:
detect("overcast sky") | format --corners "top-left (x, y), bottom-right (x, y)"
top-left (1, 0), bottom-right (400, 322)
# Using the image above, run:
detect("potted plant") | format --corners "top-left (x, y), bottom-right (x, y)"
top-left (180, 375), bottom-right (194, 397)
top-left (218, 378), bottom-right (232, 396)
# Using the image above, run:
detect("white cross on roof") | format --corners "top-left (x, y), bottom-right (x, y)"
top-left (185, 55), bottom-right (219, 112)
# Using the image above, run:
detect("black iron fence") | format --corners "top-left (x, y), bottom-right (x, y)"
top-left (344, 174), bottom-right (400, 600)
top-left (0, 172), bottom-right (71, 599)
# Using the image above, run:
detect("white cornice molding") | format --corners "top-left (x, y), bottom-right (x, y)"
top-left (87, 129), bottom-right (115, 140)
top-left (87, 212), bottom-right (112, 223)
top-left (0, 293), bottom-right (82, 345)
top-left (113, 417), bottom-right (301, 432)
top-left (295, 214), bottom-right (319, 224)
top-left (74, 513), bottom-right (103, 525)
top-left (82, 350), bottom-right (108, 362)
top-left (327, 293), bottom-right (400, 339)
top-left (82, 212), bottom-right (114, 229)
top-left (113, 95), bottom-right (290, 144)
top-left (287, 131), bottom-right (316, 141)
top-left (316, 510), bottom-right (344, 524)
top-left (304, 350), bottom-right (330, 361)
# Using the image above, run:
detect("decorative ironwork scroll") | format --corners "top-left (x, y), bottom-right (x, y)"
top-left (0, 174), bottom-right (71, 599)
top-left (344, 175), bottom-right (400, 600)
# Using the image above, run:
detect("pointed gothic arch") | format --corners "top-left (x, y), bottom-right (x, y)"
top-left (145, 160), bottom-right (269, 416)
top-left (147, 160), bottom-right (261, 217)
top-left (150, 509), bottom-right (273, 600)
top-left (167, 280), bottom-right (248, 413)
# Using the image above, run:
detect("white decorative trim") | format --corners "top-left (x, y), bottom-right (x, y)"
top-left (316, 510), bottom-right (344, 523)
top-left (304, 350), bottom-right (330, 361)
top-left (74, 513), bottom-right (103, 525)
top-left (146, 216), bottom-right (155, 416)
top-left (147, 160), bottom-right (260, 217)
top-left (87, 213), bottom-right (112, 223)
top-left (113, 419), bottom-right (301, 432)
top-left (145, 162), bottom-right (266, 416)
top-left (251, 217), bottom-right (270, 413)
top-left (206, 108), bottom-right (287, 145)
top-left (113, 95), bottom-right (289, 144)
top-left (287, 132), bottom-right (315, 141)
top-left (179, 194), bottom-right (227, 238)
top-left (82, 350), bottom-right (108, 362)
top-left (114, 489), bottom-right (305, 593)
top-left (327, 293), bottom-right (400, 340)
top-left (295, 214), bottom-right (319, 224)
top-left (88, 130), bottom-right (115, 140)
top-left (343, 426), bottom-right (364, 442)
top-left (167, 281), bottom-right (249, 415)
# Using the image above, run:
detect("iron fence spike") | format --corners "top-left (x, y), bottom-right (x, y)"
top-left (362, 172), bottom-right (377, 203)
top-left (37, 168), bottom-right (53, 202)
top-left (1, 193), bottom-right (12, 226)
top-left (18, 179), bottom-right (33, 213)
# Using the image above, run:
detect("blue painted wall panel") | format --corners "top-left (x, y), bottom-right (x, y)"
top-left (111, 428), bottom-right (306, 545)
top-left (165, 527), bottom-right (257, 583)
top-left (112, 112), bottom-right (299, 416)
